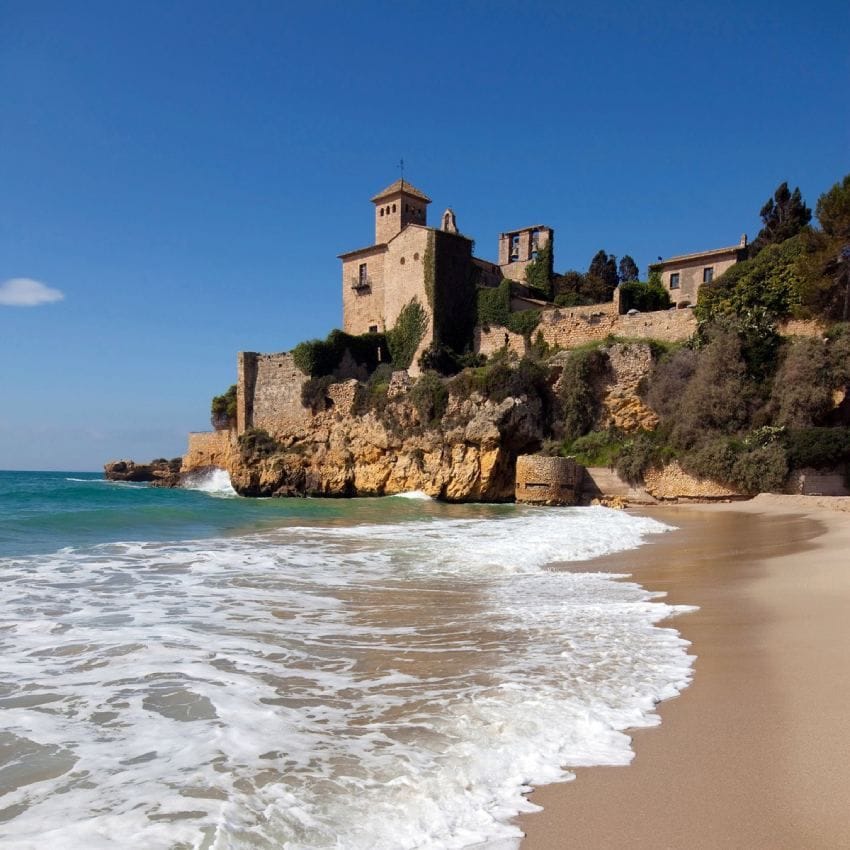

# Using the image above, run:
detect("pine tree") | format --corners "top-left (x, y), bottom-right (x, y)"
top-left (587, 249), bottom-right (619, 300)
top-left (754, 181), bottom-right (811, 248)
top-left (618, 255), bottom-right (640, 282)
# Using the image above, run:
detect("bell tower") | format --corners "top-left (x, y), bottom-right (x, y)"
top-left (371, 179), bottom-right (431, 244)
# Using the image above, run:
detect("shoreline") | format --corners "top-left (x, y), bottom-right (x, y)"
top-left (518, 494), bottom-right (850, 850)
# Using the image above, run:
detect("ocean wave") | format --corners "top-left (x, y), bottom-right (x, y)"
top-left (0, 506), bottom-right (692, 849)
top-left (180, 467), bottom-right (237, 497)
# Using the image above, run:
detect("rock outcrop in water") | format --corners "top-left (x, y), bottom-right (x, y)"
top-left (104, 458), bottom-right (183, 488)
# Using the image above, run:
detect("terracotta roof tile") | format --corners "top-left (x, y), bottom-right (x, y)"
top-left (371, 179), bottom-right (431, 203)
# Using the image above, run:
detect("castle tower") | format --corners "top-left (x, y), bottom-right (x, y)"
top-left (371, 179), bottom-right (431, 244)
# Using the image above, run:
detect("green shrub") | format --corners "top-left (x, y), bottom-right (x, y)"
top-left (559, 348), bottom-right (609, 441)
top-left (448, 355), bottom-right (550, 408)
top-left (695, 236), bottom-right (804, 324)
top-left (619, 280), bottom-right (672, 313)
top-left (353, 363), bottom-right (394, 416)
top-left (768, 338), bottom-right (834, 427)
top-left (419, 343), bottom-right (485, 376)
top-left (386, 299), bottom-right (428, 370)
top-left (292, 329), bottom-right (388, 377)
top-left (670, 327), bottom-right (758, 448)
top-left (237, 428), bottom-right (280, 460)
top-left (786, 428), bottom-right (850, 469)
top-left (506, 308), bottom-right (541, 338)
top-left (409, 371), bottom-right (448, 425)
top-left (554, 291), bottom-right (595, 307)
top-left (681, 437), bottom-right (739, 483)
top-left (614, 431), bottom-right (670, 483)
top-left (730, 443), bottom-right (789, 493)
top-left (681, 436), bottom-right (788, 493)
top-left (211, 384), bottom-right (237, 430)
top-left (565, 430), bottom-right (621, 467)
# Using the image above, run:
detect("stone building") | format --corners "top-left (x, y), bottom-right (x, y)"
top-left (498, 225), bottom-right (553, 283)
top-left (339, 179), bottom-right (553, 364)
top-left (650, 235), bottom-right (748, 304)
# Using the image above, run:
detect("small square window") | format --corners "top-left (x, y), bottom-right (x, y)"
top-left (368, 324), bottom-right (378, 334)
top-left (703, 267), bottom-right (714, 283)
top-left (670, 273), bottom-right (680, 289)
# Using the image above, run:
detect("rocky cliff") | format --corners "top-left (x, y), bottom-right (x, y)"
top-left (225, 390), bottom-right (545, 500)
top-left (181, 343), bottom-right (667, 501)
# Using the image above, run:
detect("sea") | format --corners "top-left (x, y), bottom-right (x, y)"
top-left (0, 469), bottom-right (694, 850)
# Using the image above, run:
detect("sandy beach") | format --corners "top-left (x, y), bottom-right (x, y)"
top-left (519, 494), bottom-right (850, 850)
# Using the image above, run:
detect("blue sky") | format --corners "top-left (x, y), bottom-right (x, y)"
top-left (1, 1), bottom-right (848, 471)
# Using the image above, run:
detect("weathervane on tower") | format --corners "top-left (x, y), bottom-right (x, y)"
top-left (399, 158), bottom-right (405, 190)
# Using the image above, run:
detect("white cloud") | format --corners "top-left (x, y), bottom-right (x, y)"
top-left (0, 278), bottom-right (65, 307)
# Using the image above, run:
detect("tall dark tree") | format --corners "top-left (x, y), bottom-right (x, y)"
top-left (587, 249), bottom-right (619, 300)
top-left (618, 255), bottom-right (640, 282)
top-left (816, 174), bottom-right (850, 241)
top-left (754, 181), bottom-right (811, 249)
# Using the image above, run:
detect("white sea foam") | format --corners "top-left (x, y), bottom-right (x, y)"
top-left (392, 490), bottom-right (434, 500)
top-left (0, 507), bottom-right (693, 849)
top-left (181, 467), bottom-right (238, 497)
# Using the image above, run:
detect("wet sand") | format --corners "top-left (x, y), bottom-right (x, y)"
top-left (519, 495), bottom-right (850, 850)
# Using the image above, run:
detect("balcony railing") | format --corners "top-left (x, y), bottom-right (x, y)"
top-left (350, 276), bottom-right (372, 291)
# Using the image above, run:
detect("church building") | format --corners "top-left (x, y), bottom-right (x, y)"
top-left (338, 179), bottom-right (553, 364)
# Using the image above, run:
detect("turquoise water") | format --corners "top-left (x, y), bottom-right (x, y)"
top-left (0, 470), bottom-right (514, 558)
top-left (0, 470), bottom-right (692, 849)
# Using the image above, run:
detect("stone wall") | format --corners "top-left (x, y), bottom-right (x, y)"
top-left (778, 318), bottom-right (827, 338)
top-left (785, 468), bottom-right (850, 496)
top-left (237, 351), bottom-right (310, 436)
top-left (341, 245), bottom-right (388, 336)
top-left (515, 454), bottom-right (583, 505)
top-left (643, 461), bottom-right (744, 500)
top-left (474, 326), bottom-right (529, 358)
top-left (326, 379), bottom-right (358, 416)
top-left (581, 467), bottom-right (656, 504)
top-left (536, 303), bottom-right (697, 350)
top-left (182, 430), bottom-right (235, 472)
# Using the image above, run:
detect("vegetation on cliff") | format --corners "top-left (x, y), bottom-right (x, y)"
top-left (210, 385), bottom-right (237, 430)
top-left (229, 171), bottom-right (850, 500)
top-left (292, 329), bottom-right (388, 378)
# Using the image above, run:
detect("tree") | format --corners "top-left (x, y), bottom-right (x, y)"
top-left (816, 174), bottom-right (850, 242)
top-left (618, 255), bottom-right (640, 282)
top-left (795, 175), bottom-right (850, 320)
top-left (753, 181), bottom-right (811, 249)
top-left (552, 270), bottom-right (593, 306)
top-left (586, 249), bottom-right (619, 301)
top-left (211, 385), bottom-right (237, 430)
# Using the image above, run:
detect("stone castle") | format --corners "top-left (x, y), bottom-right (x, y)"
top-left (339, 178), bottom-right (553, 366)
top-left (188, 177), bottom-right (748, 460)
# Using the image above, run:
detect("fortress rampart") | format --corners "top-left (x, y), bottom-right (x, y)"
top-left (237, 352), bottom-right (310, 435)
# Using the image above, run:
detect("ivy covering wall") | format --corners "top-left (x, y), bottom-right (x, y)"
top-left (386, 298), bottom-right (428, 369)
top-left (476, 279), bottom-right (541, 338)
